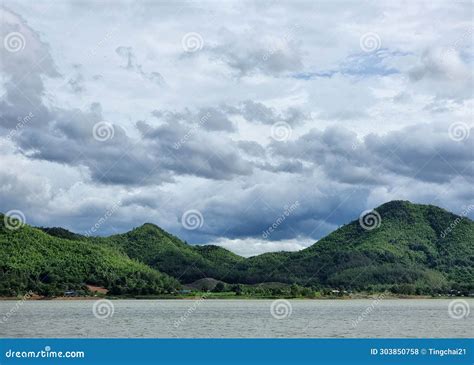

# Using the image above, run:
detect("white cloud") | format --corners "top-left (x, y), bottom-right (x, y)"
top-left (207, 237), bottom-right (314, 257)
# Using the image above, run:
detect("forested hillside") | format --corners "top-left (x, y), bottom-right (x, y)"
top-left (2, 201), bottom-right (473, 296)
top-left (0, 215), bottom-right (179, 296)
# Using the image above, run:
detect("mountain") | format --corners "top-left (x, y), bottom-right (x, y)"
top-left (0, 215), bottom-right (179, 296)
top-left (2, 201), bottom-right (473, 296)
top-left (39, 226), bottom-right (87, 241)
top-left (245, 201), bottom-right (474, 293)
top-left (103, 223), bottom-right (244, 283)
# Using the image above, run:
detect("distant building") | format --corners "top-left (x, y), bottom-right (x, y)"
top-left (86, 285), bottom-right (109, 295)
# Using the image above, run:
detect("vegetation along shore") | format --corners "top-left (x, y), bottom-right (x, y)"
top-left (1, 201), bottom-right (473, 299)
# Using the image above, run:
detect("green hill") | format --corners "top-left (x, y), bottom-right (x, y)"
top-left (254, 201), bottom-right (474, 294)
top-left (0, 215), bottom-right (179, 296)
top-left (39, 226), bottom-right (86, 241)
top-left (103, 223), bottom-right (243, 283)
top-left (1, 201), bottom-right (473, 296)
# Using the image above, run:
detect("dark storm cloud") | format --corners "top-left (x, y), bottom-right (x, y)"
top-left (174, 180), bottom-right (372, 244)
top-left (257, 160), bottom-right (304, 174)
top-left (237, 100), bottom-right (309, 125)
top-left (0, 8), bottom-right (305, 189)
top-left (16, 103), bottom-right (249, 185)
top-left (137, 118), bottom-right (252, 180)
top-left (240, 100), bottom-right (275, 124)
top-left (14, 104), bottom-right (175, 185)
top-left (269, 126), bottom-right (374, 185)
top-left (237, 141), bottom-right (266, 158)
top-left (0, 7), bottom-right (248, 185)
top-left (365, 123), bottom-right (473, 183)
top-left (271, 123), bottom-right (473, 186)
top-left (151, 106), bottom-right (235, 132)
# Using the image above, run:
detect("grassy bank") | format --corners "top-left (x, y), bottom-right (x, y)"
top-left (1, 291), bottom-right (470, 300)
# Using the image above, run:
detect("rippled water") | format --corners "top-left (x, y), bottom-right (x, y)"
top-left (1, 299), bottom-right (472, 338)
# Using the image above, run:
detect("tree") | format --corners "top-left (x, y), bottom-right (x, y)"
top-left (231, 284), bottom-right (242, 296)
top-left (290, 283), bottom-right (300, 297)
top-left (213, 282), bottom-right (225, 292)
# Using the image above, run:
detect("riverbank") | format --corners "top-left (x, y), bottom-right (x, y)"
top-left (0, 293), bottom-right (469, 300)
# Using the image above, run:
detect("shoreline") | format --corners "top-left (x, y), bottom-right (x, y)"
top-left (0, 295), bottom-right (470, 301)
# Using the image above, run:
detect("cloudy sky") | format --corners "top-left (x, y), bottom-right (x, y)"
top-left (0, 0), bottom-right (472, 256)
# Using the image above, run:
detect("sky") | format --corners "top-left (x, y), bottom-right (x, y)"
top-left (0, 0), bottom-right (472, 256)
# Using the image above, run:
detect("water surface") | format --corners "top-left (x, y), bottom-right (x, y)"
top-left (1, 299), bottom-right (472, 338)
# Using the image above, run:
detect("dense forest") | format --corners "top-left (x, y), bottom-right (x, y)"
top-left (1, 201), bottom-right (473, 297)
top-left (0, 216), bottom-right (178, 296)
